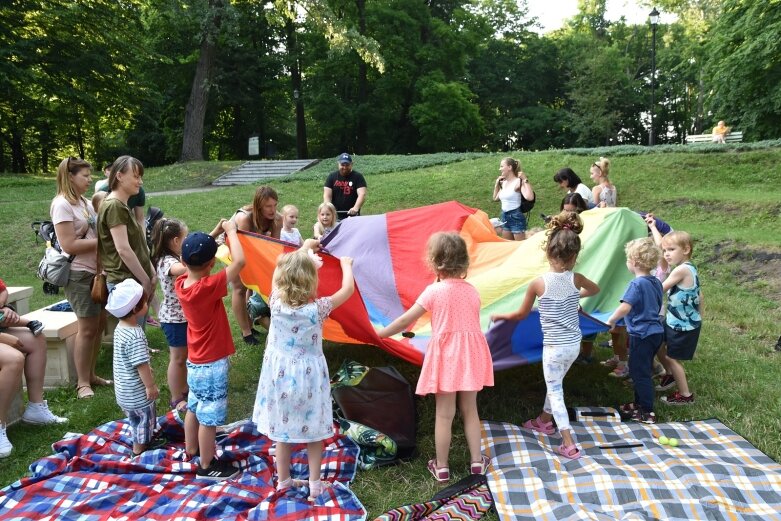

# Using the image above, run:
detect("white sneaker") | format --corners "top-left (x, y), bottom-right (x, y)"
top-left (22, 400), bottom-right (68, 425)
top-left (0, 424), bottom-right (12, 458)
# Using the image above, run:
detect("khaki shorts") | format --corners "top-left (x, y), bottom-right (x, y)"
top-left (64, 270), bottom-right (102, 318)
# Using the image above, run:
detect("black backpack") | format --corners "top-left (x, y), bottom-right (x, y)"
top-left (520, 191), bottom-right (536, 213)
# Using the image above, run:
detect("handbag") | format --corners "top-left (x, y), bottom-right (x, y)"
top-left (37, 247), bottom-right (75, 287)
top-left (91, 234), bottom-right (108, 305)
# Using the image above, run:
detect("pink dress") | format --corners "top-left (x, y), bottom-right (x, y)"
top-left (415, 279), bottom-right (494, 395)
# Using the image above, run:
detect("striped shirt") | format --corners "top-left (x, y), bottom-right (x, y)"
top-left (538, 271), bottom-right (582, 346)
top-left (113, 324), bottom-right (152, 410)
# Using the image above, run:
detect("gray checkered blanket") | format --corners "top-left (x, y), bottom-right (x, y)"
top-left (481, 418), bottom-right (781, 520)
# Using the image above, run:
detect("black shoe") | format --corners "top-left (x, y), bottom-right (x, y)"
top-left (243, 333), bottom-right (260, 345)
top-left (27, 320), bottom-right (45, 336)
top-left (196, 460), bottom-right (239, 481)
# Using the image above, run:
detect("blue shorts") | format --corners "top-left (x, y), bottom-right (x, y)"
top-left (501, 207), bottom-right (527, 234)
top-left (124, 401), bottom-right (157, 445)
top-left (186, 357), bottom-right (229, 427)
top-left (161, 322), bottom-right (187, 348)
top-left (664, 324), bottom-right (700, 361)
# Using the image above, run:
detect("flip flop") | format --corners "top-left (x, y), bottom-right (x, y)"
top-left (557, 444), bottom-right (582, 460)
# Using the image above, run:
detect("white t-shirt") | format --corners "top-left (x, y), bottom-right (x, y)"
top-left (280, 227), bottom-right (303, 245)
top-left (498, 178), bottom-right (522, 212)
top-left (573, 183), bottom-right (595, 207)
top-left (50, 195), bottom-right (97, 273)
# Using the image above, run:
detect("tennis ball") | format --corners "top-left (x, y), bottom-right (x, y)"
top-left (658, 436), bottom-right (669, 445)
top-left (668, 438), bottom-right (679, 447)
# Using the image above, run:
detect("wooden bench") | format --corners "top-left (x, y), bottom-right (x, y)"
top-left (21, 303), bottom-right (79, 389)
top-left (686, 131), bottom-right (743, 144)
top-left (5, 286), bottom-right (33, 315)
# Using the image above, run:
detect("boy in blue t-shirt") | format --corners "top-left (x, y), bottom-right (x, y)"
top-left (607, 237), bottom-right (664, 424)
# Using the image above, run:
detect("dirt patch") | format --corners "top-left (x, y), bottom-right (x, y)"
top-left (707, 240), bottom-right (781, 296)
top-left (666, 199), bottom-right (781, 217)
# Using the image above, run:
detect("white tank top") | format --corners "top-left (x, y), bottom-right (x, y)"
top-left (498, 178), bottom-right (522, 211)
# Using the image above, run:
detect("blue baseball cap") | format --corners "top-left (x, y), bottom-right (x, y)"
top-left (181, 232), bottom-right (218, 267)
top-left (337, 153), bottom-right (352, 164)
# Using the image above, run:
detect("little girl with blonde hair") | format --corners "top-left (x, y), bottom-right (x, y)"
top-left (590, 157), bottom-right (617, 208)
top-left (313, 202), bottom-right (337, 240)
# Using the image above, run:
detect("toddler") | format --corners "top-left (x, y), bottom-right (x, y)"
top-left (253, 240), bottom-right (354, 501)
top-left (492, 211), bottom-right (599, 459)
top-left (280, 204), bottom-right (303, 245)
top-left (151, 218), bottom-right (189, 410)
top-left (379, 232), bottom-right (494, 481)
top-left (606, 237), bottom-right (664, 424)
top-left (175, 219), bottom-right (244, 480)
top-left (106, 279), bottom-right (159, 455)
top-left (313, 202), bottom-right (336, 240)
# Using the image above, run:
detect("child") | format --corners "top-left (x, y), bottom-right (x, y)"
top-left (106, 279), bottom-right (159, 456)
top-left (252, 240), bottom-right (354, 500)
top-left (491, 211), bottom-right (600, 459)
top-left (313, 202), bottom-right (336, 240)
top-left (280, 204), bottom-right (303, 246)
top-left (151, 218), bottom-right (189, 411)
top-left (657, 231), bottom-right (702, 405)
top-left (175, 219), bottom-right (244, 480)
top-left (589, 157), bottom-right (617, 208)
top-left (606, 237), bottom-right (665, 424)
top-left (379, 232), bottom-right (494, 481)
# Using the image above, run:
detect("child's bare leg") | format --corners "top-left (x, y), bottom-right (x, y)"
top-left (612, 327), bottom-right (628, 362)
top-left (667, 358), bottom-right (690, 395)
top-left (167, 346), bottom-right (188, 405)
top-left (306, 440), bottom-right (323, 483)
top-left (198, 425), bottom-right (216, 468)
top-left (184, 410), bottom-right (199, 456)
top-left (434, 392), bottom-right (457, 468)
top-left (560, 428), bottom-right (575, 447)
top-left (275, 442), bottom-right (292, 483)
top-left (457, 391), bottom-right (482, 463)
top-left (657, 344), bottom-right (673, 372)
top-left (0, 345), bottom-right (25, 424)
top-left (230, 279), bottom-right (252, 337)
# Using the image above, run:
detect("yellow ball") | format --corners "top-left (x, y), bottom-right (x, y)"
top-left (668, 438), bottom-right (679, 447)
top-left (658, 436), bottom-right (669, 445)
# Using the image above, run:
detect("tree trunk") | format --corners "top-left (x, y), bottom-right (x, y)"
top-left (286, 19), bottom-right (308, 159)
top-left (10, 124), bottom-right (26, 173)
top-left (180, 0), bottom-right (223, 162)
top-left (694, 68), bottom-right (704, 134)
top-left (355, 0), bottom-right (368, 153)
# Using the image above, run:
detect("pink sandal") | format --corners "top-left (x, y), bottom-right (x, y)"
top-left (427, 459), bottom-right (450, 483)
top-left (557, 444), bottom-right (582, 460)
top-left (523, 416), bottom-right (556, 435)
top-left (470, 454), bottom-right (490, 475)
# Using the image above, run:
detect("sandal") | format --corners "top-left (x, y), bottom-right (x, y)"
top-left (522, 416), bottom-right (556, 435)
top-left (91, 376), bottom-right (113, 387)
top-left (77, 385), bottom-right (95, 399)
top-left (470, 454), bottom-right (490, 475)
top-left (557, 443), bottom-right (582, 460)
top-left (427, 458), bottom-right (450, 483)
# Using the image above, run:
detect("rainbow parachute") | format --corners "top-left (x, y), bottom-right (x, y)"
top-left (232, 202), bottom-right (647, 370)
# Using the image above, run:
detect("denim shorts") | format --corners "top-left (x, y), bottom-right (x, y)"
top-left (186, 356), bottom-right (229, 427)
top-left (501, 207), bottom-right (528, 234)
top-left (161, 322), bottom-right (187, 348)
top-left (124, 401), bottom-right (157, 445)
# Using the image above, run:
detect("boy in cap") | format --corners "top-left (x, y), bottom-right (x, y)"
top-left (323, 152), bottom-right (367, 220)
top-left (106, 279), bottom-right (159, 456)
top-left (175, 219), bottom-right (245, 480)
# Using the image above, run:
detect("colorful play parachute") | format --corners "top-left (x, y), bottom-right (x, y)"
top-left (230, 202), bottom-right (648, 370)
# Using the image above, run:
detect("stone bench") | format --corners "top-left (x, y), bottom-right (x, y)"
top-left (6, 381), bottom-right (24, 426)
top-left (5, 286), bottom-right (33, 315)
top-left (21, 303), bottom-right (78, 389)
top-left (685, 131), bottom-right (743, 144)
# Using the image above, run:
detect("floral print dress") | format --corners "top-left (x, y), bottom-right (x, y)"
top-left (252, 290), bottom-right (334, 443)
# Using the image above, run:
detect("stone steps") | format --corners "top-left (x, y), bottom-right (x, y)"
top-left (212, 159), bottom-right (319, 186)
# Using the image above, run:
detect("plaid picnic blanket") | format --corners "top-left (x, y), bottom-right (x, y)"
top-left (0, 412), bottom-right (366, 520)
top-left (482, 418), bottom-right (781, 521)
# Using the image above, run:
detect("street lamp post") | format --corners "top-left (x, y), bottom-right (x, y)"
top-left (649, 7), bottom-right (659, 146)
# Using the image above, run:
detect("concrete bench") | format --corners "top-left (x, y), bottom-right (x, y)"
top-left (21, 303), bottom-right (78, 389)
top-left (686, 131), bottom-right (743, 144)
top-left (5, 286), bottom-right (33, 315)
top-left (6, 381), bottom-right (24, 426)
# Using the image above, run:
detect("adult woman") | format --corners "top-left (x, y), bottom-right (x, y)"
top-left (553, 168), bottom-right (594, 208)
top-left (492, 157), bottom-right (535, 240)
top-left (231, 186), bottom-right (283, 345)
top-left (97, 156), bottom-right (155, 326)
top-left (51, 157), bottom-right (110, 399)
top-left (589, 157), bottom-right (617, 208)
top-left (1, 293), bottom-right (68, 457)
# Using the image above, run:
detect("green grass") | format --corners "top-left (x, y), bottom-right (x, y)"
top-left (2, 147), bottom-right (781, 518)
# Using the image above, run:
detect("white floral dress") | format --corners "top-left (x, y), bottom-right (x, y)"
top-left (252, 290), bottom-right (334, 443)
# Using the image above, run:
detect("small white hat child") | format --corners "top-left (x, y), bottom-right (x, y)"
top-left (105, 279), bottom-right (144, 319)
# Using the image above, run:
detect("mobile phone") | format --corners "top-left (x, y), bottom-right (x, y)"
top-left (0, 311), bottom-right (5, 323)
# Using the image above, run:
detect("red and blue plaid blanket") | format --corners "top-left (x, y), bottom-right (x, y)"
top-left (0, 412), bottom-right (366, 520)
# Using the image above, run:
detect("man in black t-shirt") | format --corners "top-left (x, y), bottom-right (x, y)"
top-left (323, 153), bottom-right (367, 220)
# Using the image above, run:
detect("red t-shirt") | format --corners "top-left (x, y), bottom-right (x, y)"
top-left (175, 269), bottom-right (235, 364)
top-left (0, 278), bottom-right (6, 293)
